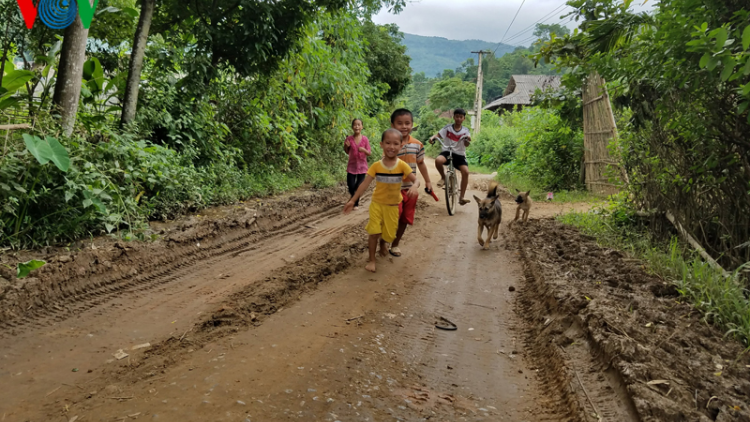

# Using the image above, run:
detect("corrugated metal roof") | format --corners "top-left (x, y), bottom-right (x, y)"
top-left (484, 75), bottom-right (562, 110)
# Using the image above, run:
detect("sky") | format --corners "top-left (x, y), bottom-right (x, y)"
top-left (372, 0), bottom-right (655, 46)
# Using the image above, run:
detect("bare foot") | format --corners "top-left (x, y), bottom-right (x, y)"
top-left (459, 198), bottom-right (470, 206)
top-left (379, 248), bottom-right (389, 258)
top-left (365, 261), bottom-right (376, 272)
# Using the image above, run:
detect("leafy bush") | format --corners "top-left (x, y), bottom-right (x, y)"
top-left (0, 128), bottom-right (346, 249)
top-left (465, 108), bottom-right (584, 191)
top-left (466, 111), bottom-right (519, 169)
top-left (499, 108), bottom-right (584, 191)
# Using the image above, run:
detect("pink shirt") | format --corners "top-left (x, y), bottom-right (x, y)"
top-left (345, 135), bottom-right (370, 174)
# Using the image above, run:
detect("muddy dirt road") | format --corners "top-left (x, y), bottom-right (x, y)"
top-left (2, 159), bottom-right (748, 422)
top-left (0, 160), bottom-right (582, 421)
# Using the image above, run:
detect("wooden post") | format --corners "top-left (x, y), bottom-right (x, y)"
top-left (471, 50), bottom-right (490, 134)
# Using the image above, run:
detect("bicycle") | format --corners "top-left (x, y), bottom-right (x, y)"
top-left (430, 137), bottom-right (464, 216)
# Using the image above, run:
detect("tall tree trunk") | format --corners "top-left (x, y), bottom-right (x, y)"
top-left (52, 13), bottom-right (90, 137)
top-left (1, 20), bottom-right (10, 88)
top-left (121, 0), bottom-right (155, 126)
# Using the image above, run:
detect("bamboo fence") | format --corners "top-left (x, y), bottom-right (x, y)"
top-left (582, 72), bottom-right (625, 196)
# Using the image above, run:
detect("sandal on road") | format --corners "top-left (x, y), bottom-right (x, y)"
top-left (459, 198), bottom-right (470, 206)
top-left (389, 247), bottom-right (402, 257)
top-left (437, 178), bottom-right (445, 188)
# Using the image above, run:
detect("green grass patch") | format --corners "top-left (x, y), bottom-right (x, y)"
top-left (469, 164), bottom-right (496, 175)
top-left (559, 209), bottom-right (750, 347)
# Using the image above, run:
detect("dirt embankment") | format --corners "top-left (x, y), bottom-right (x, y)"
top-left (513, 219), bottom-right (750, 422)
top-left (0, 185), bottom-right (352, 334)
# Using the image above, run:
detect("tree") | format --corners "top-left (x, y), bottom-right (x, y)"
top-left (121, 0), bottom-right (156, 125)
top-left (361, 22), bottom-right (411, 103)
top-left (155, 0), bottom-right (406, 84)
top-left (535, 0), bottom-right (750, 267)
top-left (53, 13), bottom-right (90, 136)
top-left (533, 23), bottom-right (571, 41)
top-left (427, 77), bottom-right (475, 111)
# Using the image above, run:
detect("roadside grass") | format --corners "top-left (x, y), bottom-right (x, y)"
top-left (470, 164), bottom-right (496, 175)
top-left (497, 173), bottom-right (603, 204)
top-left (559, 210), bottom-right (750, 348)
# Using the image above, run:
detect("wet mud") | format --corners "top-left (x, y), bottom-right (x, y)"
top-left (513, 219), bottom-right (750, 422)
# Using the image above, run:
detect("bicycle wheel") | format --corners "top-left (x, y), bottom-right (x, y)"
top-left (445, 170), bottom-right (456, 215)
top-left (443, 170), bottom-right (453, 215)
top-left (449, 172), bottom-right (458, 215)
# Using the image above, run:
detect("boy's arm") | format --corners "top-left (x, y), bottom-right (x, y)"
top-left (406, 174), bottom-right (421, 198)
top-left (429, 127), bottom-right (446, 144)
top-left (344, 175), bottom-right (374, 214)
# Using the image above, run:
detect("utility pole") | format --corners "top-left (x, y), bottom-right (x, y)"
top-left (471, 50), bottom-right (490, 134)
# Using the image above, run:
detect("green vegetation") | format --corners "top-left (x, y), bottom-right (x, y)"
top-left (0, 1), bottom-right (411, 249)
top-left (400, 33), bottom-right (514, 77)
top-left (559, 206), bottom-right (750, 346)
top-left (543, 0), bottom-right (750, 350)
top-left (463, 108), bottom-right (593, 202)
top-left (536, 0), bottom-right (750, 269)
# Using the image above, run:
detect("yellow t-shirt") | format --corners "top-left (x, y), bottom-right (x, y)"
top-left (367, 159), bottom-right (413, 205)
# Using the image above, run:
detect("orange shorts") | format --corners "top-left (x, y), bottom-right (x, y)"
top-left (399, 190), bottom-right (418, 225)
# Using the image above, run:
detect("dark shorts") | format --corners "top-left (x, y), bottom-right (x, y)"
top-left (438, 151), bottom-right (468, 169)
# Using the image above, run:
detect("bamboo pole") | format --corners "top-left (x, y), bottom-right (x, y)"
top-left (0, 124), bottom-right (31, 130)
top-left (665, 211), bottom-right (730, 278)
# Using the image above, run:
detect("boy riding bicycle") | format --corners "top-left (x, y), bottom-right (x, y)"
top-left (429, 108), bottom-right (472, 206)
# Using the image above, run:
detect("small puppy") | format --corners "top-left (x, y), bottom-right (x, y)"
top-left (513, 189), bottom-right (532, 223)
top-left (473, 182), bottom-right (502, 250)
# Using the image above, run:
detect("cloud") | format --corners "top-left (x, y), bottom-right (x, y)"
top-left (373, 0), bottom-right (656, 45)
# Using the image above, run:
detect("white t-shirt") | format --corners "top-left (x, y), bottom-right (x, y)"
top-left (438, 124), bottom-right (471, 156)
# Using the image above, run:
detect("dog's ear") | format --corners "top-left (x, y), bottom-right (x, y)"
top-left (515, 189), bottom-right (521, 193)
top-left (526, 190), bottom-right (531, 196)
top-left (473, 195), bottom-right (481, 204)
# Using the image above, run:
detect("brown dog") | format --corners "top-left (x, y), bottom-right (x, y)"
top-left (513, 189), bottom-right (532, 223)
top-left (473, 182), bottom-right (502, 250)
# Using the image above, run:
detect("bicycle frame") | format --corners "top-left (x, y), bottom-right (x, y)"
top-left (435, 138), bottom-right (458, 215)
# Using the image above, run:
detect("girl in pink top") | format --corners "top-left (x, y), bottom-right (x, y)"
top-left (344, 118), bottom-right (371, 210)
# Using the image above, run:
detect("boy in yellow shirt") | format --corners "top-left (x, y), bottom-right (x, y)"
top-left (344, 128), bottom-right (417, 273)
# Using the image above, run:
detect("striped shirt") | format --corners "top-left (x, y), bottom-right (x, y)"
top-left (366, 159), bottom-right (413, 205)
top-left (438, 124), bottom-right (471, 156)
top-left (397, 136), bottom-right (425, 190)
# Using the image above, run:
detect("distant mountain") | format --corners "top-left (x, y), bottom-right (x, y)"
top-left (401, 33), bottom-right (516, 77)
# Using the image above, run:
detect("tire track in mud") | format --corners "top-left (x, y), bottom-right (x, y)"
top-left (512, 219), bottom-right (750, 422)
top-left (0, 188), bottom-right (362, 338)
top-left (514, 225), bottom-right (643, 422)
top-left (36, 226), bottom-right (370, 418)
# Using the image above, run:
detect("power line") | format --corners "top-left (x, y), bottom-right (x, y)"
top-left (513, 16), bottom-right (575, 47)
top-left (503, 2), bottom-right (568, 43)
top-left (503, 2), bottom-right (570, 44)
top-left (494, 0), bottom-right (528, 54)
top-left (489, 1), bottom-right (569, 56)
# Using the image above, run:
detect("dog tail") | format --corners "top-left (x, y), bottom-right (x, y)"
top-left (487, 181), bottom-right (499, 198)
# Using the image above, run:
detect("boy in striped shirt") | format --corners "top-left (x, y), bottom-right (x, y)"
top-left (388, 108), bottom-right (433, 257)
